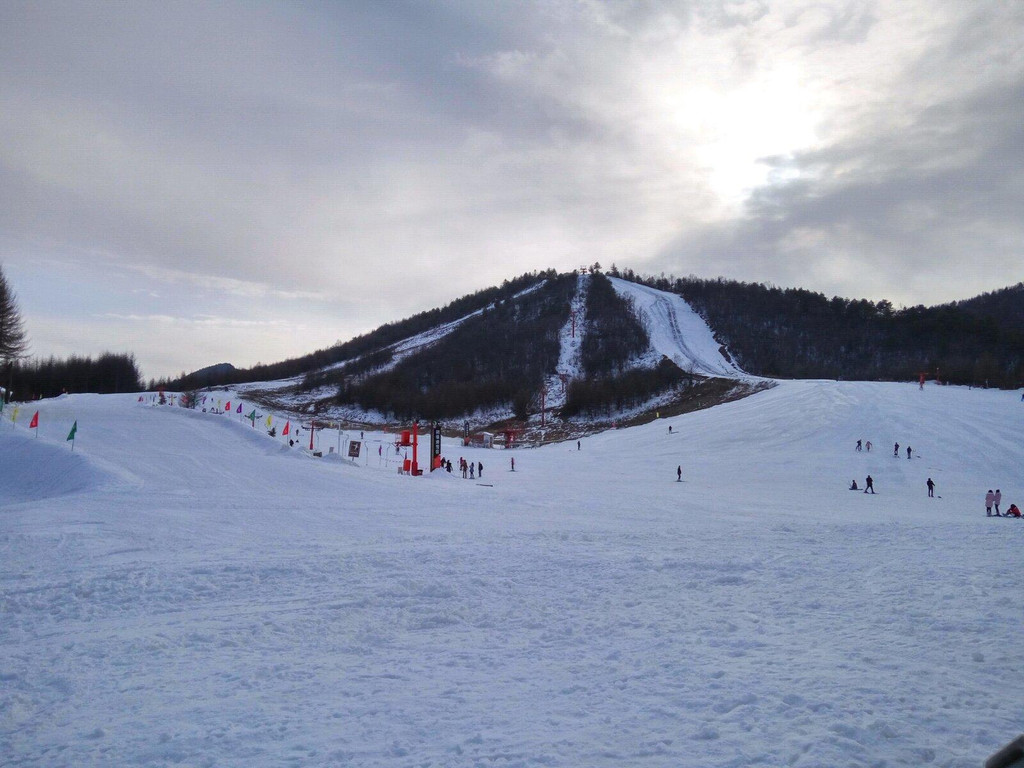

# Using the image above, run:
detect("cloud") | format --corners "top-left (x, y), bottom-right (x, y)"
top-left (1, 0), bottom-right (1021, 375)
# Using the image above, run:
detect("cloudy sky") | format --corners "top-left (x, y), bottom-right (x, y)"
top-left (2, 1), bottom-right (1021, 380)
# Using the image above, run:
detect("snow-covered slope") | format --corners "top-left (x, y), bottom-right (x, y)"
top-left (611, 277), bottom-right (745, 378)
top-left (2, 381), bottom-right (1022, 766)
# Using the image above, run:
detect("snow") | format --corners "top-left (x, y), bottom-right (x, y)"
top-left (2, 381), bottom-right (1023, 767)
top-left (610, 277), bottom-right (746, 378)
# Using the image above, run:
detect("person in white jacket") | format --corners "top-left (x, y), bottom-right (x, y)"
top-left (986, 489), bottom-right (997, 516)
top-left (994, 489), bottom-right (1002, 515)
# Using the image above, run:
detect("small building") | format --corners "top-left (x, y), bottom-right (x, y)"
top-left (465, 431), bottom-right (494, 448)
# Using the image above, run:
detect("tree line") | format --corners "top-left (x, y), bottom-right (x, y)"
top-left (607, 266), bottom-right (1024, 388)
top-left (8, 353), bottom-right (143, 400)
top-left (1, 264), bottom-right (144, 400)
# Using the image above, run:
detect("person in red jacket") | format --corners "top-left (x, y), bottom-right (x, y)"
top-left (1005, 504), bottom-right (1021, 518)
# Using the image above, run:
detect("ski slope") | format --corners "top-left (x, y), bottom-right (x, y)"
top-left (611, 277), bottom-right (746, 378)
top-left (2, 382), bottom-right (1022, 767)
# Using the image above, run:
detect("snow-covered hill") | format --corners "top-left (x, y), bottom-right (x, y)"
top-left (241, 274), bottom-right (748, 425)
top-left (2, 381), bottom-right (1022, 766)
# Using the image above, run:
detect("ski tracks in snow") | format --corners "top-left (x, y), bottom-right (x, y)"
top-left (610, 278), bottom-right (745, 379)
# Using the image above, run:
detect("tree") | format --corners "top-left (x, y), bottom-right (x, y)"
top-left (0, 265), bottom-right (28, 362)
top-left (0, 265), bottom-right (28, 398)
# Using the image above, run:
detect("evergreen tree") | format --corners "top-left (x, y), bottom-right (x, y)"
top-left (0, 264), bottom-right (29, 363)
top-left (0, 264), bottom-right (29, 399)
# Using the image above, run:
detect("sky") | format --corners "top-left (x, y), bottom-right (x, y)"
top-left (1, 0), bottom-right (1021, 381)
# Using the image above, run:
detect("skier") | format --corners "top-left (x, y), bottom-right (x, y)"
top-left (677, 465), bottom-right (682, 482)
top-left (478, 461), bottom-right (483, 478)
top-left (510, 456), bottom-right (515, 472)
top-left (469, 463), bottom-right (474, 479)
top-left (927, 478), bottom-right (935, 497)
top-left (986, 489), bottom-right (996, 516)
top-left (994, 489), bottom-right (1002, 515)
top-left (907, 446), bottom-right (913, 460)
top-left (893, 442), bottom-right (900, 457)
top-left (856, 440), bottom-right (862, 451)
top-left (849, 479), bottom-right (859, 490)
top-left (577, 440), bottom-right (581, 451)
top-left (865, 441), bottom-right (872, 452)
top-left (1005, 504), bottom-right (1021, 518)
top-left (864, 475), bottom-right (875, 494)
top-left (668, 425), bottom-right (672, 433)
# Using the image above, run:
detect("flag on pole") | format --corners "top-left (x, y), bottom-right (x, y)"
top-left (12, 406), bottom-right (19, 423)
top-left (225, 401), bottom-right (231, 412)
top-left (67, 421), bottom-right (77, 441)
top-left (283, 420), bottom-right (290, 436)
top-left (265, 414), bottom-right (273, 428)
top-left (236, 403), bottom-right (243, 414)
top-left (29, 411), bottom-right (39, 429)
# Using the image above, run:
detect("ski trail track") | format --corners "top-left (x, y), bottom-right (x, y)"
top-left (1, 382), bottom-right (1022, 767)
top-left (609, 278), bottom-right (745, 379)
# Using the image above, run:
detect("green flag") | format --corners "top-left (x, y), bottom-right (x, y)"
top-left (67, 421), bottom-right (77, 441)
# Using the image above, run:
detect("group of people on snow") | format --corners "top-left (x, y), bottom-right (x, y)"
top-left (851, 440), bottom-right (1017, 516)
top-left (451, 457), bottom-right (482, 479)
top-left (854, 439), bottom-right (917, 459)
top-left (986, 489), bottom-right (1021, 517)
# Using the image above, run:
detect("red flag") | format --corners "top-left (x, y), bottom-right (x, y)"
top-left (225, 401), bottom-right (231, 411)
top-left (283, 420), bottom-right (290, 436)
top-left (29, 411), bottom-right (39, 429)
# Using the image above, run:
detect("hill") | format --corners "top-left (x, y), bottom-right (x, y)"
top-left (160, 269), bottom-right (1023, 428)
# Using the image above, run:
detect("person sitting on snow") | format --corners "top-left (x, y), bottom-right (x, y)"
top-left (849, 479), bottom-right (859, 490)
top-left (1005, 504), bottom-right (1021, 518)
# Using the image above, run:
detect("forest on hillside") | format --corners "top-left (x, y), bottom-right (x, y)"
top-left (334, 273), bottom-right (577, 420)
top-left (158, 271), bottom-right (555, 391)
top-left (608, 267), bottom-right (1024, 388)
